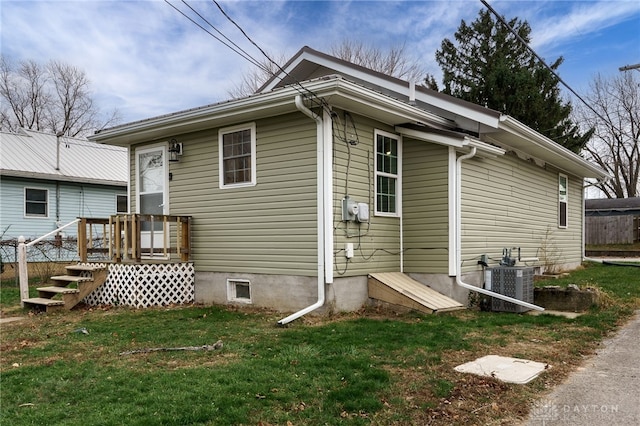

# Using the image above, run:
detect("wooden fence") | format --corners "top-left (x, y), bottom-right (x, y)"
top-left (585, 215), bottom-right (639, 245)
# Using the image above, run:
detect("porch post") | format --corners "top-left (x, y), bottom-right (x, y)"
top-left (78, 218), bottom-right (87, 262)
top-left (180, 216), bottom-right (191, 262)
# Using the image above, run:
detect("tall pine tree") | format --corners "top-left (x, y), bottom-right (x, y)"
top-left (435, 9), bottom-right (591, 153)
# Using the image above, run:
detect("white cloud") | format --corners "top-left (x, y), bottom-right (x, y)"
top-left (2, 0), bottom-right (638, 123)
top-left (530, 0), bottom-right (640, 49)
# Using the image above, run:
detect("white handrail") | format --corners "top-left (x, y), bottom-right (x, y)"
top-left (18, 218), bottom-right (81, 307)
top-left (25, 219), bottom-right (80, 247)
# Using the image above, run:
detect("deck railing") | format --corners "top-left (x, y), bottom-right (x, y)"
top-left (78, 215), bottom-right (192, 263)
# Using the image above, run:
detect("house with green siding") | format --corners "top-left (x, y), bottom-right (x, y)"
top-left (89, 47), bottom-right (609, 321)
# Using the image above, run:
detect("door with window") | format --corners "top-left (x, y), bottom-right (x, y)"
top-left (136, 145), bottom-right (168, 257)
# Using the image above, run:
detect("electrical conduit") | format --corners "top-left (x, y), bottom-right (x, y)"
top-left (278, 96), bottom-right (333, 324)
top-left (454, 147), bottom-right (545, 311)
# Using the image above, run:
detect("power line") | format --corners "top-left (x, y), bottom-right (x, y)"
top-left (210, 0), bottom-right (329, 111)
top-left (163, 0), bottom-right (263, 70)
top-left (480, 0), bottom-right (615, 131)
top-left (165, 0), bottom-right (327, 112)
top-left (211, 0), bottom-right (331, 112)
top-left (178, 0), bottom-right (270, 73)
top-left (211, 0), bottom-right (284, 84)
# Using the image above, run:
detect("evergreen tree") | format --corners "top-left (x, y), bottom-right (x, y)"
top-left (435, 9), bottom-right (591, 153)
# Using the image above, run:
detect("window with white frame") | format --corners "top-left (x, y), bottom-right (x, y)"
top-left (219, 123), bottom-right (256, 188)
top-left (558, 174), bottom-right (568, 228)
top-left (25, 188), bottom-right (48, 217)
top-left (116, 194), bottom-right (128, 214)
top-left (227, 279), bottom-right (252, 303)
top-left (375, 130), bottom-right (401, 216)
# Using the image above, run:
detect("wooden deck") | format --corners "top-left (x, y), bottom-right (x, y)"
top-left (368, 272), bottom-right (465, 314)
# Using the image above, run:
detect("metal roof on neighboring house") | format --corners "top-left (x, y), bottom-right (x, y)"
top-left (0, 128), bottom-right (127, 186)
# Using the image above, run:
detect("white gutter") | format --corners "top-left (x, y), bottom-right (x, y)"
top-left (499, 116), bottom-right (610, 180)
top-left (453, 147), bottom-right (545, 311)
top-left (278, 95), bottom-right (332, 324)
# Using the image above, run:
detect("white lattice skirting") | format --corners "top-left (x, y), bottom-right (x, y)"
top-left (82, 263), bottom-right (195, 308)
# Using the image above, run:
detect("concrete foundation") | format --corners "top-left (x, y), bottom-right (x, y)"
top-left (195, 272), bottom-right (370, 314)
top-left (195, 271), bottom-right (474, 315)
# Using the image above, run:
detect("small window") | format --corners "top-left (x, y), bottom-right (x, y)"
top-left (374, 130), bottom-right (401, 216)
top-left (227, 279), bottom-right (252, 304)
top-left (116, 194), bottom-right (128, 214)
top-left (25, 188), bottom-right (48, 217)
top-left (219, 123), bottom-right (256, 188)
top-left (558, 174), bottom-right (568, 228)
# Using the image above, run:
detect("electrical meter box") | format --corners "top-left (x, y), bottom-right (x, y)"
top-left (342, 197), bottom-right (369, 223)
top-left (356, 203), bottom-right (369, 222)
top-left (342, 197), bottom-right (358, 221)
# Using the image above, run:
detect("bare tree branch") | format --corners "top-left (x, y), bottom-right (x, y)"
top-left (228, 41), bottom-right (426, 99)
top-left (578, 72), bottom-right (640, 198)
top-left (330, 40), bottom-right (425, 82)
top-left (0, 55), bottom-right (120, 137)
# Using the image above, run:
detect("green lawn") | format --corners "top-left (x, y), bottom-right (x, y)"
top-left (1, 262), bottom-right (639, 425)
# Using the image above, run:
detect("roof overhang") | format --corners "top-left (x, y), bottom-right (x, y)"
top-left (90, 77), bottom-right (456, 146)
top-left (395, 125), bottom-right (506, 158)
top-left (488, 116), bottom-right (611, 180)
top-left (0, 169), bottom-right (126, 187)
top-left (91, 71), bottom-right (609, 182)
top-left (260, 46), bottom-right (502, 133)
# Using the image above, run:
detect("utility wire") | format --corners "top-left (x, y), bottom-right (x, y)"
top-left (210, 0), bottom-right (329, 112)
top-left (164, 0), bottom-right (263, 70)
top-left (480, 0), bottom-right (614, 130)
top-left (178, 0), bottom-right (269, 73)
top-left (166, 0), bottom-right (327, 112)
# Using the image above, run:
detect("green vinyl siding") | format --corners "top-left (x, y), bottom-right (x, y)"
top-left (167, 112), bottom-right (318, 275)
top-left (460, 152), bottom-right (584, 272)
top-left (402, 140), bottom-right (449, 273)
top-left (332, 112), bottom-right (401, 276)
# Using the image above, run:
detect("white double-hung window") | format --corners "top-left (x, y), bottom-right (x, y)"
top-left (375, 130), bottom-right (401, 216)
top-left (219, 123), bottom-right (256, 189)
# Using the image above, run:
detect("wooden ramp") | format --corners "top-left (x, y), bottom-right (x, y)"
top-left (368, 272), bottom-right (465, 314)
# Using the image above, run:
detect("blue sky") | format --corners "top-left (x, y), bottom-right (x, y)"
top-left (2, 0), bottom-right (639, 124)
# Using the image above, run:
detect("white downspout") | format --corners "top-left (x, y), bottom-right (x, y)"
top-left (278, 96), bottom-right (330, 324)
top-left (454, 147), bottom-right (544, 311)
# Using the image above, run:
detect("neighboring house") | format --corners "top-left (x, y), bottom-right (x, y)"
top-left (585, 197), bottom-right (640, 245)
top-left (0, 128), bottom-right (128, 261)
top-left (89, 46), bottom-right (609, 318)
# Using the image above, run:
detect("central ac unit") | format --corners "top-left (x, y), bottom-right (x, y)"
top-left (485, 267), bottom-right (534, 313)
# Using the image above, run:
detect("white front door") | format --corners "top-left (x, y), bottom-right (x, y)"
top-left (136, 145), bottom-right (168, 257)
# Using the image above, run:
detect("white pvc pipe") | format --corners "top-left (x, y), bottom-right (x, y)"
top-left (278, 96), bottom-right (328, 325)
top-left (454, 147), bottom-right (544, 311)
top-left (25, 218), bottom-right (80, 247)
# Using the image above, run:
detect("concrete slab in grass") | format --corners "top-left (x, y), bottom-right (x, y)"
top-left (455, 355), bottom-right (551, 384)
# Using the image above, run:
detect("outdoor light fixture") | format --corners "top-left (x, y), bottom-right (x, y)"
top-left (168, 139), bottom-right (183, 163)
